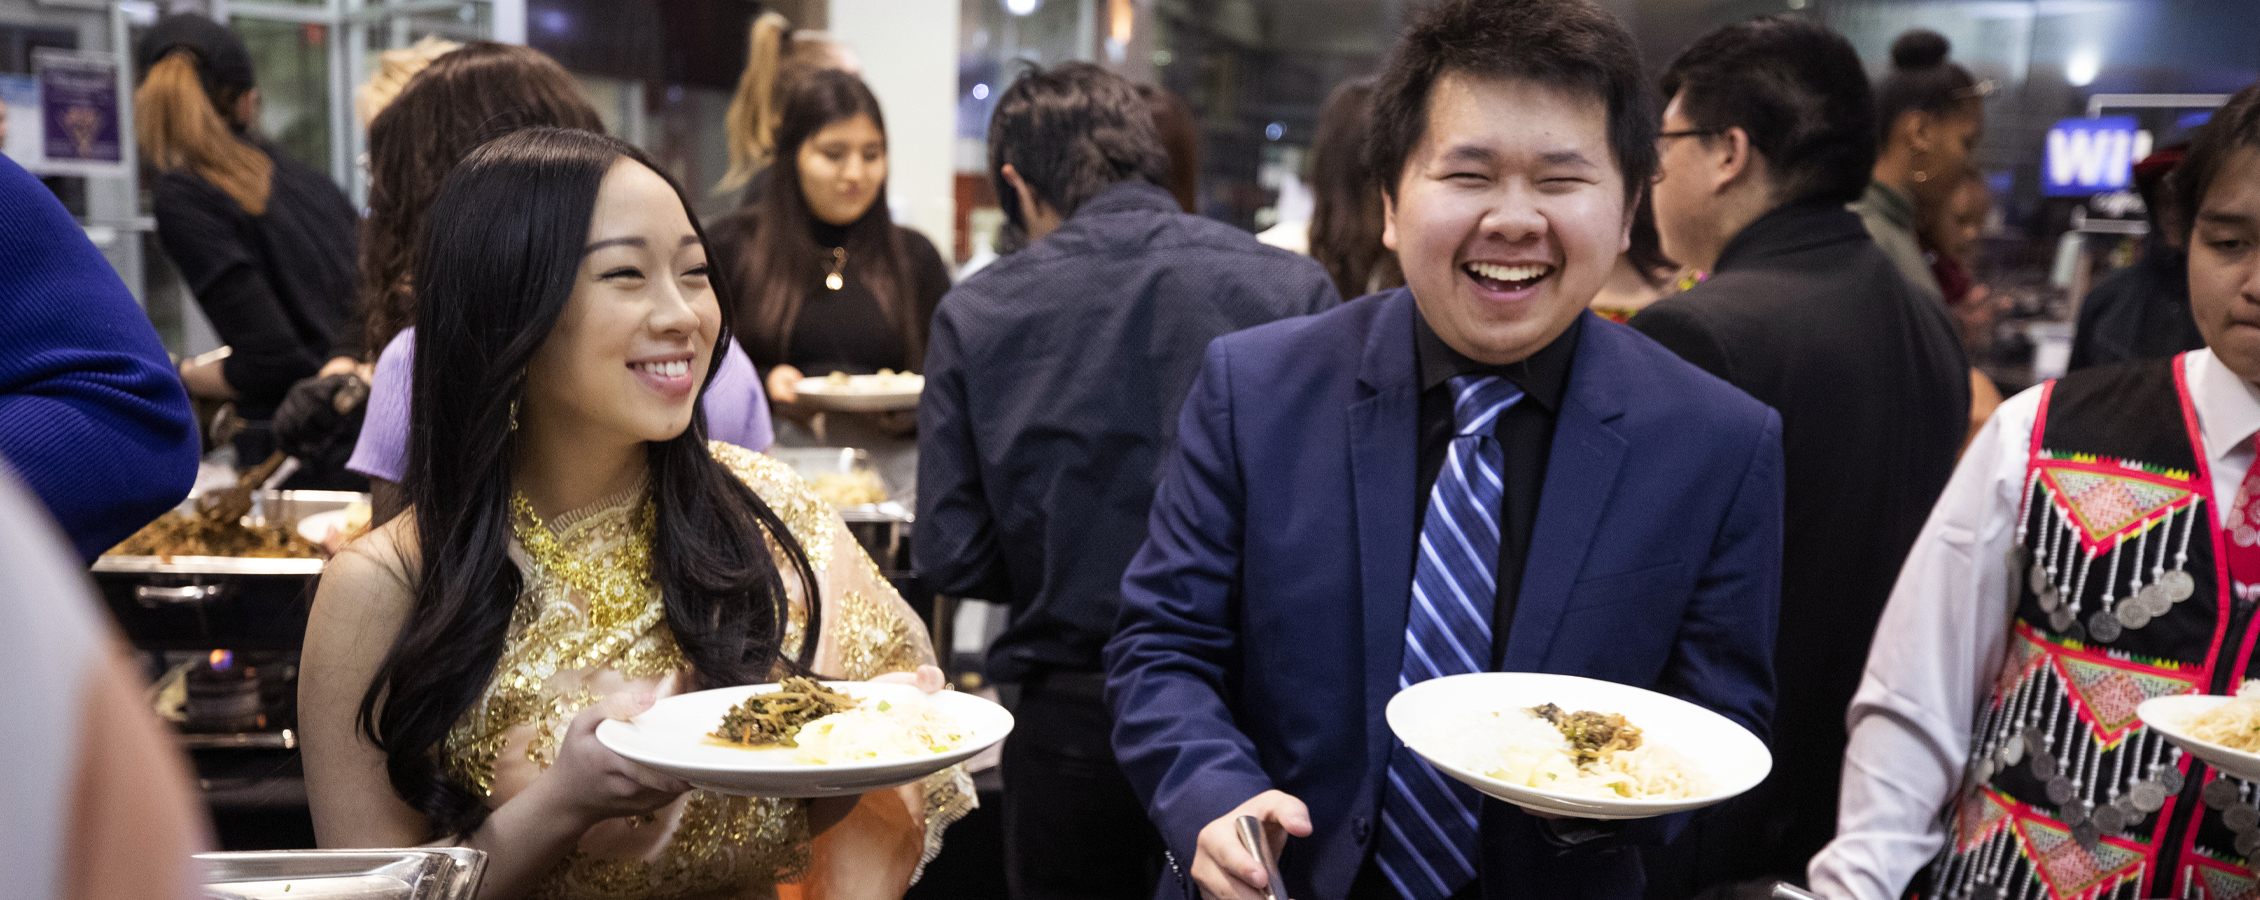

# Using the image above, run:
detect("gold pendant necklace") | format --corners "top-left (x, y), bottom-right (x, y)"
top-left (823, 246), bottom-right (848, 291)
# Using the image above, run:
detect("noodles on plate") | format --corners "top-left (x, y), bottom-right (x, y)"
top-left (2184, 680), bottom-right (2260, 752)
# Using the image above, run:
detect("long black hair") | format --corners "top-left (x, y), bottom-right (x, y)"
top-left (359, 126), bottom-right (822, 838)
top-left (723, 69), bottom-right (923, 371)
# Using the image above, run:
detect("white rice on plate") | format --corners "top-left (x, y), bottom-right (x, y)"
top-left (789, 699), bottom-right (967, 765)
top-left (1425, 707), bottom-right (1714, 800)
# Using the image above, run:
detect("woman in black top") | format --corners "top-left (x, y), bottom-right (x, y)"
top-left (136, 14), bottom-right (357, 476)
top-left (709, 69), bottom-right (949, 454)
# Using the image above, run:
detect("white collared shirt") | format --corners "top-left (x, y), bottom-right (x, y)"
top-left (1809, 349), bottom-right (2260, 900)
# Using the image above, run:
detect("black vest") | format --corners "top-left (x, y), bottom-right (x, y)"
top-left (1929, 356), bottom-right (2260, 900)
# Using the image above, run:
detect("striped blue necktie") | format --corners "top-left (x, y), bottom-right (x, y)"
top-left (1377, 374), bottom-right (1522, 900)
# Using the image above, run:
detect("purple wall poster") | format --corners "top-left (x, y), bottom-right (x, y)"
top-left (34, 49), bottom-right (122, 174)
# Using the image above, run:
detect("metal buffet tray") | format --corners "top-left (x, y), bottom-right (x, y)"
top-left (199, 848), bottom-right (485, 900)
top-left (95, 490), bottom-right (366, 650)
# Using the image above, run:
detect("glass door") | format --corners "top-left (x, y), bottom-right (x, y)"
top-left (217, 0), bottom-right (521, 203)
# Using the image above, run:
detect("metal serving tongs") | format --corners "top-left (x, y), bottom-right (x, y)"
top-left (196, 450), bottom-right (289, 526)
top-left (1235, 815), bottom-right (1291, 900)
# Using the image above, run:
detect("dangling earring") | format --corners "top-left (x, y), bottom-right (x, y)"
top-left (509, 397), bottom-right (520, 432)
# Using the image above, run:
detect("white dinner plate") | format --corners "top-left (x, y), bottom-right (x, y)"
top-left (296, 509), bottom-right (356, 544)
top-left (2139, 694), bottom-right (2260, 782)
top-left (595, 681), bottom-right (1011, 798)
top-left (1385, 672), bottom-right (1773, 820)
top-left (794, 374), bottom-right (923, 412)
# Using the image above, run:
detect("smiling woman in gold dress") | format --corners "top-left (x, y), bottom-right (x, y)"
top-left (297, 127), bottom-right (968, 900)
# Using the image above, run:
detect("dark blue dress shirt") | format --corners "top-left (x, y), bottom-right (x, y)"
top-left (915, 179), bottom-right (1338, 682)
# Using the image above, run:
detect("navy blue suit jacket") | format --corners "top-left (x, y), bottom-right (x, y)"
top-left (1104, 289), bottom-right (1783, 900)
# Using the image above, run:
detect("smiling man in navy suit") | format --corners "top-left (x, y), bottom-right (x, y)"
top-left (1102, 2), bottom-right (1784, 899)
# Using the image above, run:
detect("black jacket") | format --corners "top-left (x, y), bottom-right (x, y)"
top-left (1631, 203), bottom-right (1970, 895)
top-left (2070, 231), bottom-right (2203, 372)
top-left (154, 143), bottom-right (356, 418)
top-left (915, 180), bottom-right (1338, 682)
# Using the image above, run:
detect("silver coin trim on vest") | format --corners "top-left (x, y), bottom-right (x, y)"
top-left (2206, 777), bottom-right (2241, 809)
top-left (2088, 609), bottom-right (2124, 643)
top-left (2130, 780), bottom-right (2168, 812)
top-left (2162, 569), bottom-right (2196, 601)
top-left (2091, 802), bottom-right (2128, 834)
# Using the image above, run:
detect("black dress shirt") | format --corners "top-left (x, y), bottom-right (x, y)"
top-left (1412, 310), bottom-right (1580, 666)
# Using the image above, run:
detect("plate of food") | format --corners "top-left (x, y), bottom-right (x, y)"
top-left (2139, 683), bottom-right (2260, 783)
top-left (1385, 672), bottom-right (1772, 820)
top-left (296, 501), bottom-right (374, 549)
top-left (595, 677), bottom-right (1011, 798)
top-left (794, 370), bottom-right (923, 412)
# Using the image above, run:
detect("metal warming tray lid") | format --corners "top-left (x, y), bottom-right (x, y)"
top-left (198, 848), bottom-right (485, 900)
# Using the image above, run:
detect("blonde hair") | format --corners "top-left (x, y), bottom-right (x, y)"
top-left (135, 50), bottom-right (272, 215)
top-left (355, 35), bottom-right (462, 128)
top-left (718, 12), bottom-right (792, 193)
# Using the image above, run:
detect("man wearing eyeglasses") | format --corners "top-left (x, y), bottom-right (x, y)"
top-left (1631, 17), bottom-right (1971, 898)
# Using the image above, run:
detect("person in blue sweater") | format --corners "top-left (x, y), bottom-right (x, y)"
top-left (0, 153), bottom-right (200, 560)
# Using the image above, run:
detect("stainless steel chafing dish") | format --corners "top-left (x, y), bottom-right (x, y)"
top-left (96, 490), bottom-right (364, 651)
top-left (199, 848), bottom-right (485, 900)
top-left (770, 447), bottom-right (914, 574)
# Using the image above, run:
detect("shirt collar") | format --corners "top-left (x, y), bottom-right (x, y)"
top-left (1711, 202), bottom-right (1872, 274)
top-left (2190, 348), bottom-right (2260, 461)
top-left (1067, 180), bottom-right (1182, 221)
top-left (1414, 308), bottom-right (1580, 414)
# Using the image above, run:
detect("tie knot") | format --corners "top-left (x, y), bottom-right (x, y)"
top-left (1448, 375), bottom-right (1523, 437)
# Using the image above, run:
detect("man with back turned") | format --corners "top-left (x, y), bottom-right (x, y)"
top-left (1632, 17), bottom-right (1970, 897)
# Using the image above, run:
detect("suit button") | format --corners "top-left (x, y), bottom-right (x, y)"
top-left (1354, 817), bottom-right (1371, 843)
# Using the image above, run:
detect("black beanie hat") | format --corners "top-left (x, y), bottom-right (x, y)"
top-left (137, 13), bottom-right (256, 106)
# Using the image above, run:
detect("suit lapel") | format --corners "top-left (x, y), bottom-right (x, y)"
top-left (1350, 291), bottom-right (1421, 768)
top-left (1500, 315), bottom-right (1630, 671)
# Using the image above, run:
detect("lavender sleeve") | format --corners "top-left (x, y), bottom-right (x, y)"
top-left (345, 328), bottom-right (771, 484)
top-left (705, 340), bottom-right (774, 452)
top-left (344, 329), bottom-right (413, 483)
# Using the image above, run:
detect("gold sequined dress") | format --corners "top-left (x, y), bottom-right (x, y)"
top-left (435, 442), bottom-right (972, 900)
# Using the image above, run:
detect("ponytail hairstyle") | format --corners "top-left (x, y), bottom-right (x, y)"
top-left (135, 48), bottom-right (273, 214)
top-left (1874, 30), bottom-right (1984, 149)
top-left (359, 127), bottom-right (821, 838)
top-left (732, 69), bottom-right (924, 371)
top-left (719, 12), bottom-right (794, 194)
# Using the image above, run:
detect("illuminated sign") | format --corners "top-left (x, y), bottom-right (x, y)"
top-left (2045, 117), bottom-right (2149, 197)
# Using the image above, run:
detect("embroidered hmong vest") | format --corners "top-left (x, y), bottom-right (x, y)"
top-left (1927, 356), bottom-right (2260, 900)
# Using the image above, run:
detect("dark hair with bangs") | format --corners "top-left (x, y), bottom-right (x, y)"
top-left (1366, 0), bottom-right (1656, 205)
top-left (2173, 82), bottom-right (2260, 246)
top-left (1659, 16), bottom-right (1876, 206)
top-left (721, 68), bottom-right (927, 371)
top-left (361, 126), bottom-right (820, 838)
top-left (987, 62), bottom-right (1169, 230)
